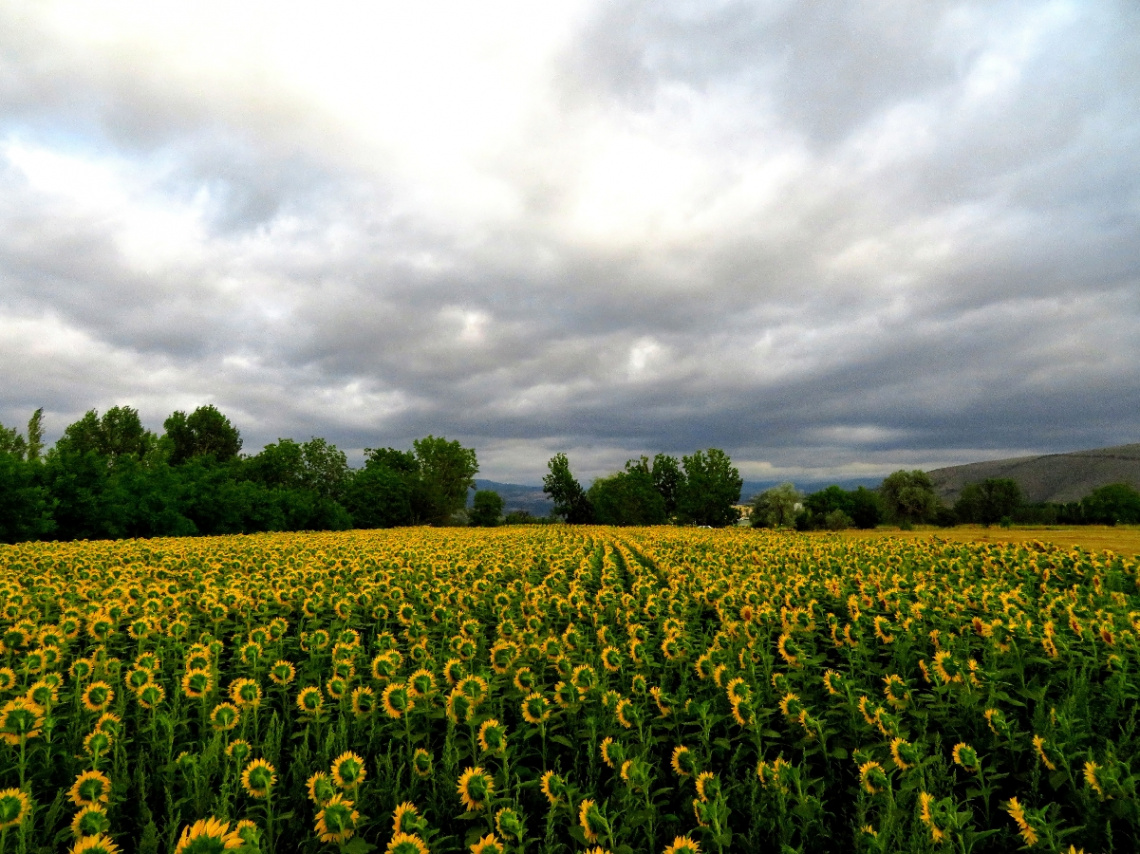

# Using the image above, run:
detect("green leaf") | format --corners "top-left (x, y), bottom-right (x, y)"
top-left (550, 735), bottom-right (574, 748)
top-left (830, 747), bottom-right (848, 760)
top-left (341, 839), bottom-right (377, 854)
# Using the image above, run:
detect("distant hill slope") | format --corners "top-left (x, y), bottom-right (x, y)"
top-left (468, 480), bottom-right (554, 517)
top-left (928, 443), bottom-right (1140, 504)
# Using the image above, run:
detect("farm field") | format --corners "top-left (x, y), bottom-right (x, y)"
top-left (837, 525), bottom-right (1140, 557)
top-left (0, 527), bottom-right (1137, 853)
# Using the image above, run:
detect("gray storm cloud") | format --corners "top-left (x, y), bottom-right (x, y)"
top-left (0, 0), bottom-right (1137, 485)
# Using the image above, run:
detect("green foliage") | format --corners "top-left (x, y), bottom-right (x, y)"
top-left (955, 479), bottom-right (1023, 526)
top-left (344, 463), bottom-right (414, 529)
top-left (850, 486), bottom-right (884, 529)
top-left (587, 462), bottom-right (667, 526)
top-left (879, 470), bottom-right (940, 524)
top-left (412, 435), bottom-right (479, 525)
top-left (164, 405), bottom-right (243, 464)
top-left (469, 489), bottom-right (505, 527)
top-left (0, 450), bottom-right (54, 542)
top-left (676, 448), bottom-right (743, 527)
top-left (57, 406), bottom-right (156, 461)
top-left (1080, 482), bottom-right (1140, 525)
top-left (750, 482), bottom-right (801, 529)
top-left (543, 453), bottom-right (594, 524)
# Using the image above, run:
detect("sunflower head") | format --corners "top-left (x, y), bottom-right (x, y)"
top-left (226, 739), bottom-right (252, 764)
top-left (268, 660), bottom-right (296, 686)
top-left (470, 834), bottom-right (505, 854)
top-left (495, 807), bottom-right (524, 841)
top-left (68, 833), bottom-right (121, 853)
top-left (540, 771), bottom-right (566, 807)
top-left (296, 686), bottom-right (323, 716)
top-left (382, 684), bottom-right (414, 719)
top-left (173, 817), bottom-right (244, 853)
top-left (1, 696), bottom-right (44, 743)
top-left (209, 702), bottom-right (240, 732)
top-left (393, 801), bottom-right (426, 836)
top-left (307, 771), bottom-right (337, 806)
top-left (240, 758), bottom-right (276, 799)
top-left (663, 836), bottom-right (701, 854)
top-left (331, 751), bottom-right (366, 789)
top-left (0, 788), bottom-right (31, 831)
top-left (578, 799), bottom-right (608, 843)
top-left (71, 804), bottom-right (111, 838)
top-left (411, 748), bottom-right (433, 779)
top-left (457, 766), bottom-right (494, 812)
top-left (478, 719), bottom-right (507, 756)
top-left (387, 832), bottom-right (430, 854)
top-left (671, 745), bottom-right (697, 777)
top-left (315, 794), bottom-right (359, 845)
top-left (69, 770), bottom-right (112, 808)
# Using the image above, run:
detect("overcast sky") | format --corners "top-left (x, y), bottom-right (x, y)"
top-left (1, 1), bottom-right (1137, 484)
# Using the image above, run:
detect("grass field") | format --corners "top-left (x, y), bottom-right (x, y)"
top-left (0, 526), bottom-right (1137, 853)
top-left (836, 524), bottom-right (1140, 556)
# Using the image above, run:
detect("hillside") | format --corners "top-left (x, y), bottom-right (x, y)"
top-left (928, 443), bottom-right (1140, 504)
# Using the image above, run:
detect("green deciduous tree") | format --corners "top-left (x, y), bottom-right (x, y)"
top-left (880, 470), bottom-right (940, 525)
top-left (676, 448), bottom-right (742, 527)
top-left (1081, 483), bottom-right (1140, 525)
top-left (750, 482), bottom-right (801, 528)
top-left (412, 435), bottom-right (479, 525)
top-left (164, 405), bottom-right (242, 464)
top-left (543, 453), bottom-right (594, 524)
top-left (954, 478), bottom-right (1023, 525)
top-left (588, 461), bottom-right (667, 526)
top-left (469, 490), bottom-right (505, 527)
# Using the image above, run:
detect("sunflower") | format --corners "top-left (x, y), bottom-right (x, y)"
top-left (229, 678), bottom-right (262, 709)
top-left (173, 817), bottom-right (244, 853)
top-left (326, 676), bottom-right (349, 700)
top-left (81, 681), bottom-right (114, 713)
top-left (71, 804), bottom-right (111, 838)
top-left (0, 788), bottom-right (31, 831)
top-left (393, 801), bottom-right (426, 835)
top-left (181, 669), bottom-right (213, 699)
top-left (469, 834), bottom-right (505, 854)
top-left (694, 772), bottom-right (719, 802)
top-left (457, 766), bottom-right (494, 812)
top-left (578, 799), bottom-right (608, 843)
top-left (209, 702), bottom-right (240, 732)
top-left (599, 737), bottom-right (623, 770)
top-left (26, 678), bottom-right (58, 708)
top-left (411, 748), bottom-right (433, 779)
top-left (671, 745), bottom-right (696, 777)
top-left (315, 794), bottom-right (359, 844)
top-left (350, 685), bottom-right (375, 717)
top-left (386, 832), bottom-right (429, 854)
top-left (457, 675), bottom-right (489, 706)
top-left (304, 771), bottom-right (336, 807)
top-left (477, 719), bottom-right (507, 756)
top-left (382, 683), bottom-right (414, 719)
top-left (135, 682), bottom-right (165, 709)
top-left (442, 658), bottom-right (465, 686)
top-left (0, 696), bottom-right (44, 744)
top-left (0, 667), bottom-right (16, 691)
top-left (858, 760), bottom-right (888, 795)
top-left (69, 770), bottom-right (112, 807)
top-left (614, 698), bottom-right (635, 729)
top-left (268, 660), bottom-right (296, 686)
top-left (331, 751), bottom-right (366, 790)
top-left (295, 686), bottom-right (323, 716)
top-left (951, 743), bottom-right (978, 771)
top-left (68, 833), bottom-right (121, 854)
top-left (495, 807), bottom-right (524, 841)
top-left (521, 692), bottom-right (551, 725)
top-left (226, 739), bottom-right (252, 764)
top-left (83, 730), bottom-right (112, 757)
top-left (1005, 798), bottom-right (1039, 847)
top-left (540, 771), bottom-right (566, 806)
top-left (512, 667), bottom-right (536, 693)
top-left (240, 758), bottom-right (276, 799)
top-left (663, 836), bottom-right (701, 854)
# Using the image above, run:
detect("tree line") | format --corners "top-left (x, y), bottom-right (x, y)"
top-left (748, 470), bottom-right (1140, 531)
top-left (0, 406), bottom-right (479, 543)
top-left (2, 405), bottom-right (1137, 543)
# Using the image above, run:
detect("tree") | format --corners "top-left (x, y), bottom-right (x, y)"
top-left (850, 487), bottom-right (884, 529)
top-left (880, 470), bottom-right (940, 525)
top-left (26, 409), bottom-right (44, 462)
top-left (954, 479), bottom-right (1023, 525)
top-left (1081, 483), bottom-right (1140, 525)
top-left (0, 450), bottom-right (54, 542)
top-left (651, 454), bottom-right (682, 517)
top-left (164, 405), bottom-right (242, 464)
top-left (56, 406), bottom-right (154, 461)
top-left (470, 490), bottom-right (505, 527)
top-left (588, 463), bottom-right (667, 526)
top-left (412, 436), bottom-right (479, 525)
top-left (543, 453), bottom-right (594, 524)
top-left (676, 448), bottom-right (743, 527)
top-left (344, 465), bottom-right (414, 528)
top-left (750, 482), bottom-right (800, 528)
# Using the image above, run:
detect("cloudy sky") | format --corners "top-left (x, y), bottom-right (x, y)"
top-left (1, 1), bottom-right (1137, 484)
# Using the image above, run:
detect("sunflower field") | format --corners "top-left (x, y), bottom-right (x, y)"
top-left (0, 527), bottom-right (1137, 854)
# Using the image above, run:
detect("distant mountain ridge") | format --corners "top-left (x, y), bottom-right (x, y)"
top-left (928, 443), bottom-right (1140, 504)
